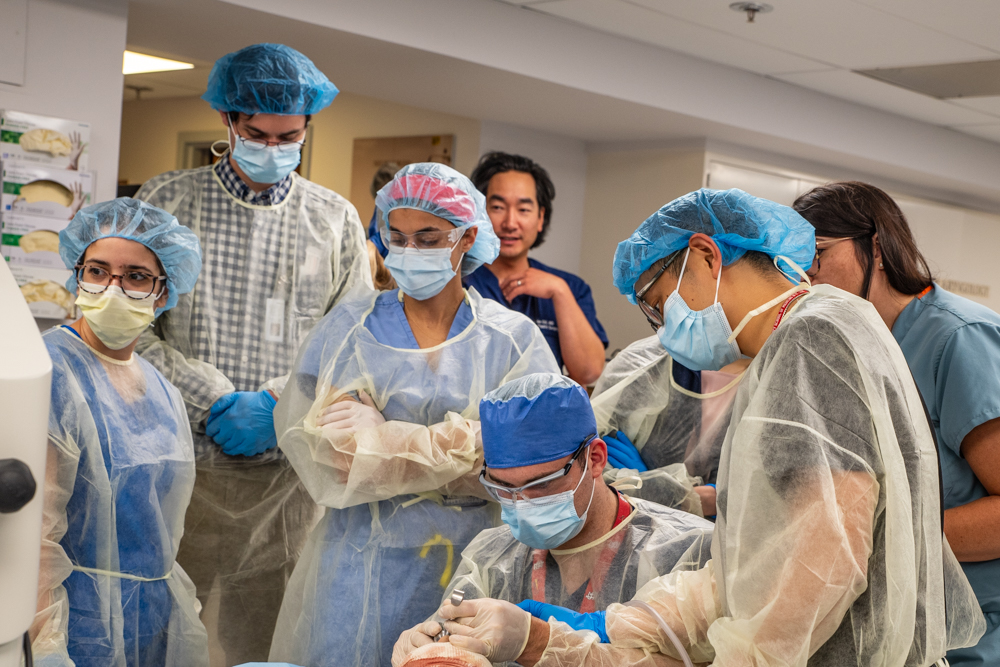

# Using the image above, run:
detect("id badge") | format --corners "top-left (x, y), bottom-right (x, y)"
top-left (265, 298), bottom-right (285, 343)
top-left (303, 246), bottom-right (324, 275)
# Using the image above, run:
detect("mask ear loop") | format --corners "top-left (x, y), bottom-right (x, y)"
top-left (211, 123), bottom-right (235, 157)
top-left (713, 254), bottom-right (723, 305)
top-left (774, 255), bottom-right (812, 287)
top-left (727, 256), bottom-right (813, 343)
top-left (674, 247), bottom-right (691, 288)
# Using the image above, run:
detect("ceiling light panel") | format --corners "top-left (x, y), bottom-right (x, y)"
top-left (123, 50), bottom-right (194, 75)
top-left (625, 0), bottom-right (995, 70)
top-left (777, 69), bottom-right (1000, 126)
top-left (856, 60), bottom-right (1000, 99)
top-left (536, 0), bottom-right (826, 75)
top-left (853, 0), bottom-right (1000, 54)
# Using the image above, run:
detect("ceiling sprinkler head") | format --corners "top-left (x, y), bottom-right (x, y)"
top-left (729, 2), bottom-right (773, 22)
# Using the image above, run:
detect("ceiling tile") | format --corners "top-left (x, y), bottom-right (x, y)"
top-left (951, 96), bottom-right (1000, 118)
top-left (952, 124), bottom-right (1000, 143)
top-left (855, 0), bottom-right (1000, 55)
top-left (776, 69), bottom-right (1000, 126)
top-left (533, 0), bottom-right (828, 75)
top-left (627, 0), bottom-right (996, 70)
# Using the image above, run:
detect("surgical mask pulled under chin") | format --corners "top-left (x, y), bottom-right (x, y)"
top-left (384, 245), bottom-right (463, 301)
top-left (499, 454), bottom-right (596, 550)
top-left (656, 251), bottom-right (810, 371)
top-left (75, 284), bottom-right (157, 350)
top-left (229, 127), bottom-right (301, 184)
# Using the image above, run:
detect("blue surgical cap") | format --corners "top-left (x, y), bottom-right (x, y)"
top-left (60, 198), bottom-right (202, 315)
top-left (202, 43), bottom-right (338, 116)
top-left (376, 163), bottom-right (500, 276)
top-left (480, 373), bottom-right (598, 469)
top-left (613, 188), bottom-right (816, 302)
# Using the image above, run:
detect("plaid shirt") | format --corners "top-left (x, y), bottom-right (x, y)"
top-left (214, 154), bottom-right (293, 206)
top-left (136, 158), bottom-right (370, 459)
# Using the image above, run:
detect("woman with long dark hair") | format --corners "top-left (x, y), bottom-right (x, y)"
top-left (795, 181), bottom-right (1000, 666)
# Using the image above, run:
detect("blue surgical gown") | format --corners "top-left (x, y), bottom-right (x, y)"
top-left (34, 327), bottom-right (207, 667)
top-left (269, 286), bottom-right (559, 667)
top-left (892, 285), bottom-right (1000, 666)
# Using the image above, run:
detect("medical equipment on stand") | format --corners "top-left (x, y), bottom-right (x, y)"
top-left (0, 260), bottom-right (52, 667)
top-left (434, 589), bottom-right (466, 642)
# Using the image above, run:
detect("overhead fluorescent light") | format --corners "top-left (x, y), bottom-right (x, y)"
top-left (123, 51), bottom-right (193, 75)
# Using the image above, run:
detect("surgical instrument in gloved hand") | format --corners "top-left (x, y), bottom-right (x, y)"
top-left (434, 589), bottom-right (466, 641)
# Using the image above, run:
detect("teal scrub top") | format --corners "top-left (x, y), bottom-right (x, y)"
top-left (892, 284), bottom-right (1000, 664)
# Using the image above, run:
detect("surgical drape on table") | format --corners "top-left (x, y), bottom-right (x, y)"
top-left (268, 286), bottom-right (559, 667)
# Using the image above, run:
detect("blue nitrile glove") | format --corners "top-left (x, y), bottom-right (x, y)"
top-left (602, 431), bottom-right (648, 472)
top-left (517, 600), bottom-right (609, 643)
top-left (206, 391), bottom-right (278, 457)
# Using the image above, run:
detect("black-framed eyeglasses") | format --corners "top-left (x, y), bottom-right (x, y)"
top-left (479, 433), bottom-right (596, 502)
top-left (75, 264), bottom-right (166, 300)
top-left (635, 251), bottom-right (682, 332)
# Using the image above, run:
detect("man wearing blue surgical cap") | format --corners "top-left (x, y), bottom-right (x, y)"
top-left (435, 189), bottom-right (986, 667)
top-left (135, 43), bottom-right (371, 663)
top-left (392, 373), bottom-right (712, 665)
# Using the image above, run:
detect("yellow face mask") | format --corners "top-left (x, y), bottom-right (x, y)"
top-left (75, 284), bottom-right (156, 350)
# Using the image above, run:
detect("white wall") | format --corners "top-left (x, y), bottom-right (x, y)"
top-left (120, 92), bottom-right (482, 222)
top-left (708, 157), bottom-right (1000, 314)
top-left (579, 147), bottom-right (707, 354)
top-left (478, 121), bottom-right (587, 274)
top-left (0, 0), bottom-right (127, 201)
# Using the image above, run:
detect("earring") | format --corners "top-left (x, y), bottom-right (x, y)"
top-left (879, 262), bottom-right (884, 269)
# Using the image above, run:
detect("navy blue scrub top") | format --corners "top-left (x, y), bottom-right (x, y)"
top-left (464, 258), bottom-right (608, 369)
top-left (892, 284), bottom-right (1000, 663)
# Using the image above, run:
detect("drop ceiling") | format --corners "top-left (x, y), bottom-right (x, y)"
top-left (503, 0), bottom-right (1000, 144)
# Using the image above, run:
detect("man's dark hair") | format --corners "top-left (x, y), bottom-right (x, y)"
top-left (471, 151), bottom-right (555, 249)
top-left (227, 111), bottom-right (311, 127)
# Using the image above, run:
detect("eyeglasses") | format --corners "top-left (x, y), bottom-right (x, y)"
top-left (479, 433), bottom-right (596, 502)
top-left (232, 129), bottom-right (305, 153)
top-left (807, 237), bottom-right (857, 276)
top-left (76, 264), bottom-right (166, 300)
top-left (634, 252), bottom-right (682, 332)
top-left (382, 225), bottom-right (469, 252)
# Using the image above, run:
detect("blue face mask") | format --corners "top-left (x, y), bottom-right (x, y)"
top-left (499, 454), bottom-right (596, 550)
top-left (656, 249), bottom-right (741, 371)
top-left (384, 241), bottom-right (464, 301)
top-left (657, 250), bottom-right (811, 371)
top-left (229, 126), bottom-right (302, 184)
